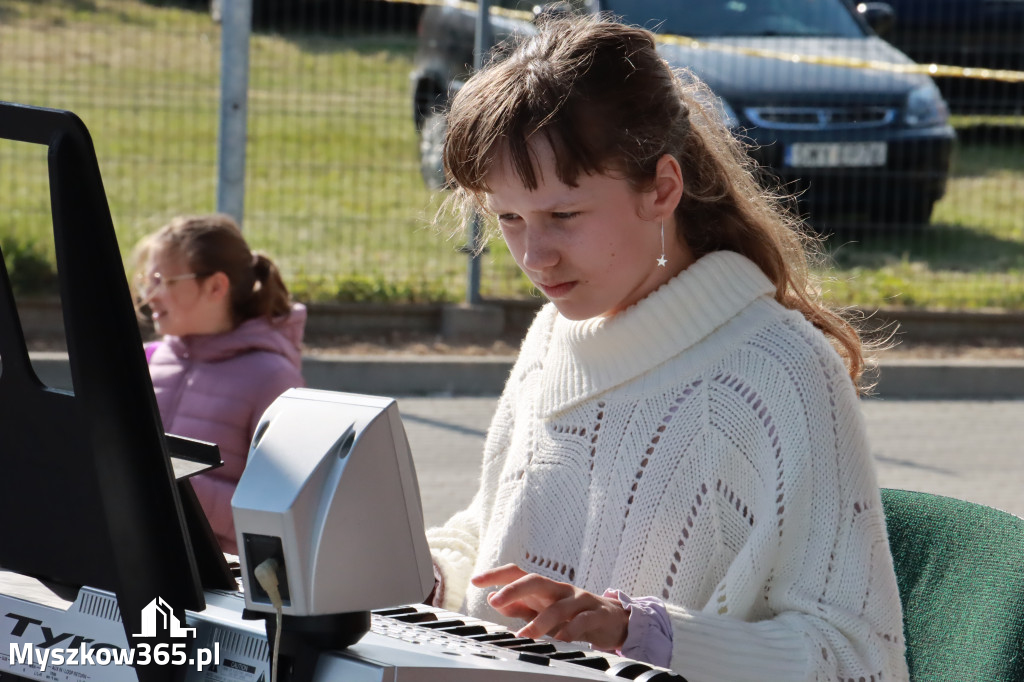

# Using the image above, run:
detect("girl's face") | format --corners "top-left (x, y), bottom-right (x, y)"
top-left (140, 246), bottom-right (231, 337)
top-left (486, 140), bottom-right (692, 321)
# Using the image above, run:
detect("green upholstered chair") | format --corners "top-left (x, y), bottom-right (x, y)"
top-left (881, 488), bottom-right (1024, 682)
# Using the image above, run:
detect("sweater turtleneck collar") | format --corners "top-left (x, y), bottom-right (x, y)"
top-left (537, 251), bottom-right (776, 416)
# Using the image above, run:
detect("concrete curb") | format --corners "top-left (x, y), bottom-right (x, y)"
top-left (871, 359), bottom-right (1024, 400)
top-left (24, 352), bottom-right (1024, 399)
top-left (19, 298), bottom-right (1024, 345)
top-left (303, 355), bottom-right (516, 397)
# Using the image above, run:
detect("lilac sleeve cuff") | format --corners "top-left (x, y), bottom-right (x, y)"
top-left (601, 589), bottom-right (673, 668)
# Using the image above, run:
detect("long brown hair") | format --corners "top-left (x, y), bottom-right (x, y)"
top-left (442, 15), bottom-right (872, 389)
top-left (133, 214), bottom-right (292, 327)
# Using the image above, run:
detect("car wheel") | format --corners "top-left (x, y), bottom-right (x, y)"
top-left (419, 111), bottom-right (447, 191)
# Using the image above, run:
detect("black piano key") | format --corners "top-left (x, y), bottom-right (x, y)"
top-left (467, 631), bottom-right (518, 642)
top-left (508, 642), bottom-right (558, 654)
top-left (392, 611), bottom-right (439, 624)
top-left (517, 652), bottom-right (551, 666)
top-left (565, 655), bottom-right (612, 671)
top-left (437, 624), bottom-right (488, 637)
top-left (373, 606), bottom-right (418, 617)
top-left (489, 637), bottom-right (537, 648)
top-left (417, 618), bottom-right (466, 630)
top-left (548, 650), bottom-right (587, 660)
top-left (608, 660), bottom-right (654, 679)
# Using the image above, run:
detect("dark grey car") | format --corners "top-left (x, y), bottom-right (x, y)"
top-left (411, 0), bottom-right (956, 229)
top-left (881, 0), bottom-right (1024, 114)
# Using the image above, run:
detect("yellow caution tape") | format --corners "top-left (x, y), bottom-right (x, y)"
top-left (388, 0), bottom-right (1024, 83)
top-left (656, 32), bottom-right (1024, 83)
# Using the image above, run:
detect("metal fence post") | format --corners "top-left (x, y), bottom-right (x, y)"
top-left (216, 0), bottom-right (253, 226)
top-left (465, 0), bottom-right (493, 304)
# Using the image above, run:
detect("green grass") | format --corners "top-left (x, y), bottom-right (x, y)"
top-left (0, 0), bottom-right (469, 300)
top-left (1, 0), bottom-right (1023, 309)
top-left (820, 140), bottom-right (1024, 309)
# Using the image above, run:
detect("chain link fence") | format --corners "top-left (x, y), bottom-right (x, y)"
top-left (2, 0), bottom-right (1023, 311)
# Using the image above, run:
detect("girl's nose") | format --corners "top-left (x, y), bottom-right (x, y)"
top-left (136, 275), bottom-right (158, 304)
top-left (521, 224), bottom-right (560, 272)
top-left (141, 285), bottom-right (161, 306)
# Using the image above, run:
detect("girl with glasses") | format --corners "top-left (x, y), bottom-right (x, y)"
top-left (133, 214), bottom-right (306, 554)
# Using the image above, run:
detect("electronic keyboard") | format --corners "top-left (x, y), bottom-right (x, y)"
top-left (0, 573), bottom-right (685, 682)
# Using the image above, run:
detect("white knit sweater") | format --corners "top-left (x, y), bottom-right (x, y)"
top-left (426, 251), bottom-right (908, 682)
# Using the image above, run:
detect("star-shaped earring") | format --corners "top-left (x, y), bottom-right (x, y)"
top-left (657, 220), bottom-right (667, 267)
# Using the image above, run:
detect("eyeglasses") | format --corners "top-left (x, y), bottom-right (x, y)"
top-left (135, 271), bottom-right (208, 296)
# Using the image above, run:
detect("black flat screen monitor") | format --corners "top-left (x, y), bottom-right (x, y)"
top-left (0, 101), bottom-right (215, 682)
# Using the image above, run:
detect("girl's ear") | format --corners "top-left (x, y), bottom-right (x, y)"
top-left (204, 271), bottom-right (231, 301)
top-left (649, 153), bottom-right (684, 220)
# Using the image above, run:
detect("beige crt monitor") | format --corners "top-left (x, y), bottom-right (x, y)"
top-left (232, 389), bottom-right (434, 619)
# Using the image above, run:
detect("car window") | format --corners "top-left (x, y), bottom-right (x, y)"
top-left (599, 0), bottom-right (867, 38)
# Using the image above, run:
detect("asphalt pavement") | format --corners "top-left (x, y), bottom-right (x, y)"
top-left (396, 396), bottom-right (1024, 528)
top-left (19, 353), bottom-right (1024, 521)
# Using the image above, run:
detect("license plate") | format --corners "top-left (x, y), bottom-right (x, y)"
top-left (785, 142), bottom-right (887, 168)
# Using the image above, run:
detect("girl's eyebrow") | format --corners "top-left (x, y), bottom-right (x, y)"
top-left (538, 199), bottom-right (581, 212)
top-left (489, 190), bottom-right (585, 214)
top-left (537, 186), bottom-right (586, 211)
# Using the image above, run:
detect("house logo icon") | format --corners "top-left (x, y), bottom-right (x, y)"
top-left (133, 597), bottom-right (197, 638)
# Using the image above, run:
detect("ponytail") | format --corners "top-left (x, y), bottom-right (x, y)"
top-left (239, 252), bottom-right (292, 322)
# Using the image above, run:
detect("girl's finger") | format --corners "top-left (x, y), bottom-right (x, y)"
top-left (516, 596), bottom-right (587, 639)
top-left (471, 563), bottom-right (527, 587)
top-left (489, 602), bottom-right (538, 622)
top-left (489, 572), bottom-right (571, 608)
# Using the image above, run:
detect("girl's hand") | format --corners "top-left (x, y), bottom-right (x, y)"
top-left (471, 564), bottom-right (628, 651)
